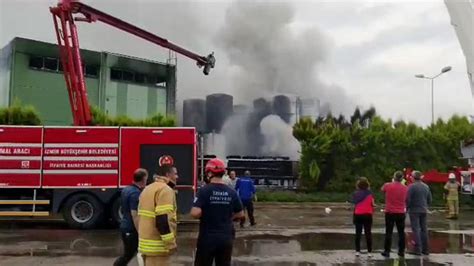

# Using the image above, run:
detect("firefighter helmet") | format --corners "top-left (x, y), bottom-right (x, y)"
top-left (205, 158), bottom-right (226, 174)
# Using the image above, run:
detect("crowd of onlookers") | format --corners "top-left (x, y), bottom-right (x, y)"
top-left (112, 158), bottom-right (462, 265)
top-left (351, 170), bottom-right (460, 258)
top-left (114, 157), bottom-right (257, 266)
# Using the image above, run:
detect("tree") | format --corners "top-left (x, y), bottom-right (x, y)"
top-left (294, 107), bottom-right (474, 192)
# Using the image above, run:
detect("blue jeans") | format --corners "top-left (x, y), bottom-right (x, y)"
top-left (409, 213), bottom-right (428, 253)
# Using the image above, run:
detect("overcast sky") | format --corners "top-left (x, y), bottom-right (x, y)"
top-left (1, 0), bottom-right (471, 126)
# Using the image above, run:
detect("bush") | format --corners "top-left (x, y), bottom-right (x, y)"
top-left (90, 106), bottom-right (176, 127)
top-left (0, 102), bottom-right (42, 125)
top-left (294, 108), bottom-right (474, 193)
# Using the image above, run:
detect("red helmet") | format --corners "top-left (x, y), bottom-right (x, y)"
top-left (205, 158), bottom-right (226, 175)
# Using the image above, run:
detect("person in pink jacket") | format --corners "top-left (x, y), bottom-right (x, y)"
top-left (350, 177), bottom-right (375, 257)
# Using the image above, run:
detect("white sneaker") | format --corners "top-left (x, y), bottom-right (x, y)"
top-left (368, 253), bottom-right (373, 258)
top-left (355, 252), bottom-right (360, 257)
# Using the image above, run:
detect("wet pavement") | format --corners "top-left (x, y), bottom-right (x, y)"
top-left (0, 203), bottom-right (473, 265)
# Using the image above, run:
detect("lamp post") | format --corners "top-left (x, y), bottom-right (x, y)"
top-left (415, 66), bottom-right (452, 125)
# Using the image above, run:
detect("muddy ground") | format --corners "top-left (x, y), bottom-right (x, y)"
top-left (1, 203), bottom-right (474, 265)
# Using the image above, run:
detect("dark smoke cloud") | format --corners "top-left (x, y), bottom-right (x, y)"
top-left (218, 0), bottom-right (355, 115)
top-left (213, 0), bottom-right (356, 158)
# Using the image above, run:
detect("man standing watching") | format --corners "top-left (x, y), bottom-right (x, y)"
top-left (381, 171), bottom-right (408, 258)
top-left (114, 168), bottom-right (148, 266)
top-left (138, 165), bottom-right (178, 266)
top-left (444, 173), bottom-right (461, 219)
top-left (406, 170), bottom-right (432, 256)
top-left (223, 170), bottom-right (238, 188)
top-left (236, 170), bottom-right (256, 227)
top-left (191, 158), bottom-right (244, 266)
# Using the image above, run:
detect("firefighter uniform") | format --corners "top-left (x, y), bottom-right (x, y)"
top-left (444, 180), bottom-right (460, 219)
top-left (138, 177), bottom-right (177, 266)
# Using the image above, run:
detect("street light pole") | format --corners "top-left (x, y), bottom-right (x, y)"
top-left (431, 78), bottom-right (434, 125)
top-left (415, 66), bottom-right (452, 125)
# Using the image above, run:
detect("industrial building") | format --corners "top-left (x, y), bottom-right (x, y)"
top-left (0, 37), bottom-right (176, 125)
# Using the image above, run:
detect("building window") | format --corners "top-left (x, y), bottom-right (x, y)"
top-left (110, 69), bottom-right (122, 80)
top-left (29, 56), bottom-right (43, 69)
top-left (28, 55), bottom-right (98, 78)
top-left (85, 65), bottom-right (98, 77)
top-left (122, 71), bottom-right (134, 82)
top-left (135, 73), bottom-right (145, 83)
top-left (110, 68), bottom-right (162, 86)
top-left (44, 57), bottom-right (59, 71)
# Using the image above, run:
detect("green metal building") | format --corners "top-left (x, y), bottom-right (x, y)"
top-left (0, 37), bottom-right (176, 125)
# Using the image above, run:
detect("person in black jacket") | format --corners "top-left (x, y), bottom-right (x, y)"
top-left (114, 168), bottom-right (148, 266)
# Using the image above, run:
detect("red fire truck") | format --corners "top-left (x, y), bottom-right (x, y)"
top-left (0, 0), bottom-right (215, 228)
top-left (0, 126), bottom-right (196, 229)
top-left (404, 167), bottom-right (473, 197)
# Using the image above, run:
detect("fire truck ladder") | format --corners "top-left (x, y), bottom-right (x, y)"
top-left (50, 0), bottom-right (215, 126)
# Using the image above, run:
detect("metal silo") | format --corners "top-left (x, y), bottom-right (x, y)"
top-left (233, 104), bottom-right (251, 115)
top-left (206, 93), bottom-right (233, 133)
top-left (298, 98), bottom-right (320, 121)
top-left (272, 95), bottom-right (292, 123)
top-left (253, 98), bottom-right (272, 118)
top-left (182, 98), bottom-right (207, 133)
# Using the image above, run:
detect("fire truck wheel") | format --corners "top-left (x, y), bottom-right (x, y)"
top-left (62, 194), bottom-right (104, 229)
top-left (110, 197), bottom-right (123, 227)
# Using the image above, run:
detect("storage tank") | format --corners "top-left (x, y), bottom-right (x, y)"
top-left (298, 98), bottom-right (320, 121)
top-left (244, 98), bottom-right (272, 156)
top-left (233, 104), bottom-right (251, 115)
top-left (253, 98), bottom-right (272, 118)
top-left (272, 95), bottom-right (292, 123)
top-left (182, 99), bottom-right (206, 133)
top-left (206, 93), bottom-right (233, 133)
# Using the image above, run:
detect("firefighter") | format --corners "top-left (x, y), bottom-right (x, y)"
top-left (444, 173), bottom-right (461, 219)
top-left (191, 158), bottom-right (244, 266)
top-left (137, 164), bottom-right (178, 266)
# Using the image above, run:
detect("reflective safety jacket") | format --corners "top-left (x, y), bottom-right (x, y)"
top-left (138, 178), bottom-right (177, 256)
top-left (444, 181), bottom-right (460, 200)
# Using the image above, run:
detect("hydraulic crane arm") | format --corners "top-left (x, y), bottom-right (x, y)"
top-left (50, 0), bottom-right (215, 126)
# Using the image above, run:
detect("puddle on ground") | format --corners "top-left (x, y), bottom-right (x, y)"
top-left (228, 232), bottom-right (474, 256)
top-left (0, 230), bottom-right (472, 258)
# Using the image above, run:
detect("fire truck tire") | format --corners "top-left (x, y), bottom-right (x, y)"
top-left (110, 197), bottom-right (123, 227)
top-left (62, 194), bottom-right (104, 229)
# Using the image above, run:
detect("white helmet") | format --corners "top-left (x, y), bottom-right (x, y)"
top-left (448, 173), bottom-right (456, 179)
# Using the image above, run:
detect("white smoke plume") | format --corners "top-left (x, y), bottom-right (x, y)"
top-left (200, 0), bottom-right (357, 158)
top-left (221, 113), bottom-right (252, 156)
top-left (260, 115), bottom-right (300, 160)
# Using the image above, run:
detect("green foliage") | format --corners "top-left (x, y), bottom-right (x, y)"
top-left (294, 107), bottom-right (474, 195)
top-left (0, 101), bottom-right (42, 125)
top-left (309, 161), bottom-right (321, 181)
top-left (90, 106), bottom-right (176, 127)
